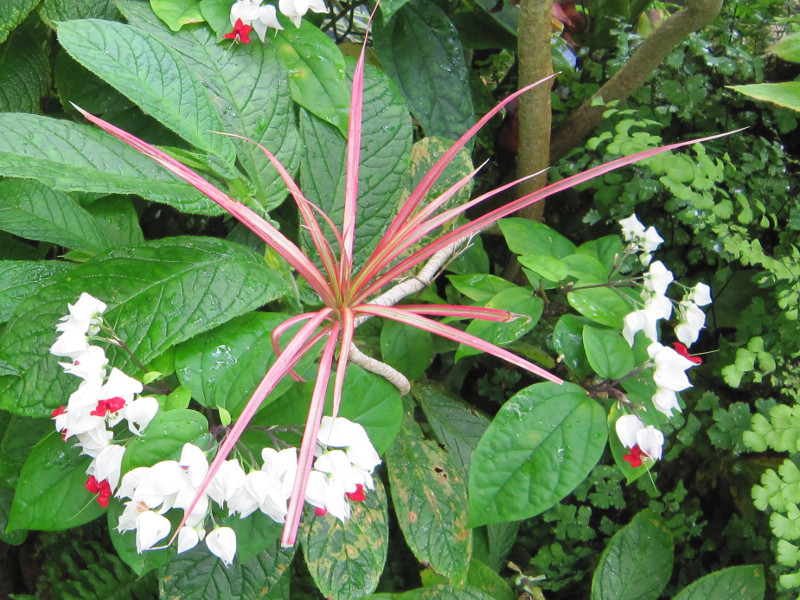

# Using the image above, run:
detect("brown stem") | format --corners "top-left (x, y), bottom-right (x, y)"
top-left (549, 0), bottom-right (724, 163)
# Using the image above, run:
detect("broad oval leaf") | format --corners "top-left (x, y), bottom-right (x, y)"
top-left (728, 82), bottom-right (800, 112)
top-left (38, 0), bottom-right (121, 25)
top-left (590, 509), bottom-right (673, 600)
top-left (0, 24), bottom-right (51, 112)
top-left (447, 274), bottom-right (517, 303)
top-left (381, 319), bottom-right (433, 381)
top-left (672, 565), bottom-right (765, 600)
top-left (583, 325), bottom-right (635, 380)
top-left (8, 432), bottom-right (105, 531)
top-left (58, 19), bottom-right (235, 164)
top-left (387, 412), bottom-right (472, 586)
top-left (0, 113), bottom-right (218, 215)
top-left (0, 261), bottom-right (72, 324)
top-left (468, 382), bottom-right (607, 526)
top-left (499, 218), bottom-right (577, 259)
top-left (0, 236), bottom-right (288, 417)
top-left (0, 180), bottom-right (111, 251)
top-left (374, 0), bottom-right (474, 141)
top-left (304, 479), bottom-right (389, 600)
top-left (567, 287), bottom-right (633, 329)
top-left (552, 314), bottom-right (592, 380)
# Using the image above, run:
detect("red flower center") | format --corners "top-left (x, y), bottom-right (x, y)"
top-left (345, 484), bottom-right (366, 502)
top-left (90, 396), bottom-right (126, 417)
top-left (623, 445), bottom-right (645, 468)
top-left (224, 19), bottom-right (253, 44)
top-left (672, 342), bottom-right (702, 364)
top-left (85, 475), bottom-right (112, 507)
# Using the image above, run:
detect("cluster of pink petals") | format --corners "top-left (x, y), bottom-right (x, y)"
top-left (50, 294), bottom-right (159, 508)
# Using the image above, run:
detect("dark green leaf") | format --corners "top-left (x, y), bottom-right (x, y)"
top-left (447, 274), bottom-right (516, 303)
top-left (499, 218), bottom-right (576, 258)
top-left (0, 484), bottom-right (27, 544)
top-left (0, 261), bottom-right (72, 323)
top-left (583, 325), bottom-right (635, 380)
top-left (567, 287), bottom-right (633, 328)
top-left (381, 319), bottom-right (433, 380)
top-left (672, 565), bottom-right (765, 600)
top-left (304, 479), bottom-right (388, 600)
top-left (576, 235), bottom-right (624, 272)
top-left (0, 415), bottom-right (52, 487)
top-left (0, 0), bottom-right (38, 44)
top-left (38, 0), bottom-right (121, 24)
top-left (0, 24), bottom-right (51, 112)
top-left (0, 180), bottom-right (112, 251)
top-left (591, 509), bottom-right (673, 600)
top-left (8, 432), bottom-right (105, 530)
top-left (222, 510), bottom-right (290, 565)
top-left (58, 19), bottom-right (235, 164)
top-left (468, 382), bottom-right (607, 526)
top-left (387, 412), bottom-right (472, 585)
top-left (368, 585), bottom-right (496, 599)
top-left (0, 237), bottom-right (288, 417)
top-left (374, 0), bottom-right (474, 141)
top-left (552, 314), bottom-right (592, 380)
top-left (563, 254), bottom-right (609, 284)
top-left (86, 196), bottom-right (144, 246)
top-left (466, 560), bottom-right (515, 600)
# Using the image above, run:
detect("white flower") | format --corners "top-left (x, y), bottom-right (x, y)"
top-left (206, 459), bottom-right (246, 507)
top-left (314, 450), bottom-right (373, 494)
top-left (619, 215), bottom-right (663, 264)
top-left (206, 527), bottom-right (237, 566)
top-left (59, 346), bottom-right (108, 381)
top-left (615, 414), bottom-right (664, 461)
top-left (88, 444), bottom-right (126, 490)
top-left (50, 293), bottom-right (107, 359)
top-left (75, 425), bottom-right (113, 457)
top-left (640, 226), bottom-right (664, 254)
top-left (230, 0), bottom-right (262, 25)
top-left (135, 510), bottom-right (171, 553)
top-left (178, 525), bottom-right (205, 553)
top-left (619, 215), bottom-right (646, 241)
top-left (688, 283), bottom-right (712, 306)
top-left (305, 470), bottom-right (350, 522)
top-left (230, 0), bottom-right (283, 40)
top-left (652, 388), bottom-right (682, 417)
top-left (317, 417), bottom-right (381, 474)
top-left (252, 4), bottom-right (283, 39)
top-left (124, 396), bottom-right (159, 435)
top-left (675, 301), bottom-right (707, 346)
top-left (643, 261), bottom-right (674, 296)
top-left (647, 342), bottom-right (696, 392)
top-left (279, 0), bottom-right (327, 28)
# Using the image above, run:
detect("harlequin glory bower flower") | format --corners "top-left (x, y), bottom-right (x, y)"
top-left (74, 18), bottom-right (732, 547)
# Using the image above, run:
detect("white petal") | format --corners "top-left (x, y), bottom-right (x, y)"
top-left (636, 426), bottom-right (664, 460)
top-left (622, 310), bottom-right (658, 346)
top-left (689, 283), bottom-right (712, 306)
top-left (125, 396), bottom-right (159, 435)
top-left (89, 444), bottom-right (126, 490)
top-left (206, 460), bottom-right (246, 506)
top-left (100, 368), bottom-right (143, 403)
top-left (644, 294), bottom-right (673, 321)
top-left (652, 388), bottom-right (682, 417)
top-left (177, 526), bottom-right (202, 553)
top-left (643, 261), bottom-right (674, 296)
top-left (615, 414), bottom-right (645, 448)
top-left (230, 0), bottom-right (262, 26)
top-left (179, 444), bottom-right (209, 488)
top-left (59, 346), bottom-right (108, 380)
top-left (135, 511), bottom-right (171, 552)
top-left (641, 226), bottom-right (664, 253)
top-left (117, 467), bottom-right (151, 500)
top-left (50, 327), bottom-right (90, 360)
top-left (206, 527), bottom-right (237, 566)
top-left (619, 214), bottom-right (646, 241)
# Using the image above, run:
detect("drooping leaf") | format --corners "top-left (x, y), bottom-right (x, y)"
top-left (57, 19), bottom-right (235, 164)
top-left (590, 509), bottom-right (673, 600)
top-left (374, 0), bottom-right (474, 141)
top-left (466, 560), bottom-right (516, 600)
top-left (380, 0), bottom-right (413, 23)
top-left (552, 314), bottom-right (593, 379)
top-left (671, 565), bottom-right (765, 600)
top-left (298, 60), bottom-right (412, 269)
top-left (222, 510), bottom-right (293, 565)
top-left (0, 484), bottom-right (26, 544)
top-left (0, 0), bottom-right (39, 44)
top-left (0, 415), bottom-right (52, 487)
top-left (274, 20), bottom-right (350, 135)
top-left (0, 113), bottom-right (219, 214)
top-left (0, 237), bottom-right (288, 417)
top-left (0, 180), bottom-right (112, 251)
top-left (304, 479), bottom-right (389, 600)
top-left (0, 261), bottom-right (73, 324)
top-left (7, 432), bottom-right (105, 531)
top-left (381, 319), bottom-right (433, 381)
top-left (116, 1), bottom-right (300, 213)
top-left (468, 382), bottom-right (607, 526)
top-left (387, 411), bottom-right (472, 586)
top-left (0, 24), bottom-right (51, 112)
top-left (368, 585), bottom-right (496, 600)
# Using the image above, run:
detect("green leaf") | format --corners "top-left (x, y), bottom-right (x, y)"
top-left (466, 560), bottom-right (516, 600)
top-left (116, 1), bottom-right (300, 214)
top-left (567, 287), bottom-right (633, 328)
top-left (0, 261), bottom-right (72, 324)
top-left (0, 24), bottom-right (51, 112)
top-left (221, 510), bottom-right (293, 565)
top-left (159, 541), bottom-right (295, 600)
top-left (414, 385), bottom-right (489, 478)
top-left (517, 254), bottom-right (569, 283)
top-left (590, 509), bottom-right (673, 600)
top-left (374, 0), bottom-right (474, 141)
top-left (0, 180), bottom-right (112, 251)
top-left (304, 479), bottom-right (389, 600)
top-left (728, 83), bottom-right (800, 112)
top-left (381, 319), bottom-right (433, 380)
top-left (298, 60), bottom-right (412, 269)
top-left (772, 32), bottom-right (800, 63)
top-left (122, 409), bottom-right (209, 472)
top-left (552, 314), bottom-right (593, 380)
top-left (274, 21), bottom-right (350, 135)
top-left (175, 312), bottom-right (309, 418)
top-left (456, 287), bottom-right (543, 360)
top-left (380, 0), bottom-right (413, 23)
top-left (499, 218), bottom-right (577, 258)
top-left (368, 585), bottom-right (496, 599)
top-left (151, 0), bottom-right (204, 31)
top-left (8, 432), bottom-right (105, 531)
top-left (58, 19), bottom-right (235, 164)
top-left (0, 236), bottom-right (288, 417)
top-left (672, 565), bottom-right (765, 600)
top-left (387, 411), bottom-right (472, 586)
top-left (576, 235), bottom-right (625, 272)
top-left (0, 113), bottom-right (218, 215)
top-left (38, 0), bottom-right (121, 25)
top-left (447, 274), bottom-right (516, 303)
top-left (468, 382), bottom-right (607, 526)
top-left (563, 254), bottom-right (609, 284)
top-left (0, 484), bottom-right (27, 544)
top-left (0, 415), bottom-right (52, 487)
top-left (0, 0), bottom-right (38, 44)
top-left (583, 325), bottom-right (635, 380)
top-left (86, 196), bottom-right (144, 246)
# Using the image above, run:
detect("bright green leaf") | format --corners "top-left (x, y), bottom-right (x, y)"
top-left (672, 565), bottom-right (765, 600)
top-left (499, 218), bottom-right (577, 258)
top-left (0, 261), bottom-right (72, 324)
top-left (447, 274), bottom-right (517, 303)
top-left (567, 287), bottom-right (633, 328)
top-left (151, 0), bottom-right (204, 31)
top-left (583, 325), bottom-right (635, 380)
top-left (0, 0), bottom-right (38, 44)
top-left (728, 82), bottom-right (800, 113)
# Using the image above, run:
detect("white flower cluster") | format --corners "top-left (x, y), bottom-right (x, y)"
top-left (229, 0), bottom-right (326, 40)
top-left (615, 215), bottom-right (713, 467)
top-left (50, 294), bottom-right (381, 565)
top-left (50, 293), bottom-right (159, 507)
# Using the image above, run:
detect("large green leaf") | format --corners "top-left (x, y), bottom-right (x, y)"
top-left (591, 509), bottom-right (673, 600)
top-left (304, 479), bottom-right (389, 600)
top-left (728, 82), bottom-right (800, 113)
top-left (0, 113), bottom-right (218, 214)
top-left (499, 218), bottom-right (577, 258)
top-left (374, 0), bottom-right (474, 141)
top-left (274, 20), bottom-right (350, 136)
top-left (772, 32), bottom-right (800, 63)
top-left (380, 319), bottom-right (433, 381)
top-left (121, 409), bottom-right (209, 472)
top-left (38, 0), bottom-right (121, 25)
top-left (567, 287), bottom-right (633, 329)
top-left (117, 2), bottom-right (300, 213)
top-left (0, 24), bottom-right (51, 112)
top-left (0, 415), bottom-right (52, 487)
top-left (0, 180), bottom-right (112, 251)
top-left (368, 585), bottom-right (495, 600)
top-left (298, 60), bottom-right (412, 269)
top-left (0, 262), bottom-right (73, 324)
top-left (387, 411), bottom-right (472, 586)
top-left (468, 382), bottom-right (607, 526)
top-left (0, 0), bottom-right (39, 44)
top-left (151, 0), bottom-right (204, 31)
top-left (86, 196), bottom-right (144, 246)
top-left (7, 432), bottom-right (105, 531)
top-left (583, 325), bottom-right (635, 380)
top-left (159, 540), bottom-right (294, 600)
top-left (672, 565), bottom-right (765, 600)
top-left (58, 19), bottom-right (235, 164)
top-left (0, 237), bottom-right (288, 417)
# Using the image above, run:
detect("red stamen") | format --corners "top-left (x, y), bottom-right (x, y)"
top-left (52, 405), bottom-right (66, 418)
top-left (224, 19), bottom-right (252, 44)
top-left (624, 445), bottom-right (644, 468)
top-left (672, 342), bottom-right (702, 364)
top-left (346, 484), bottom-right (366, 502)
